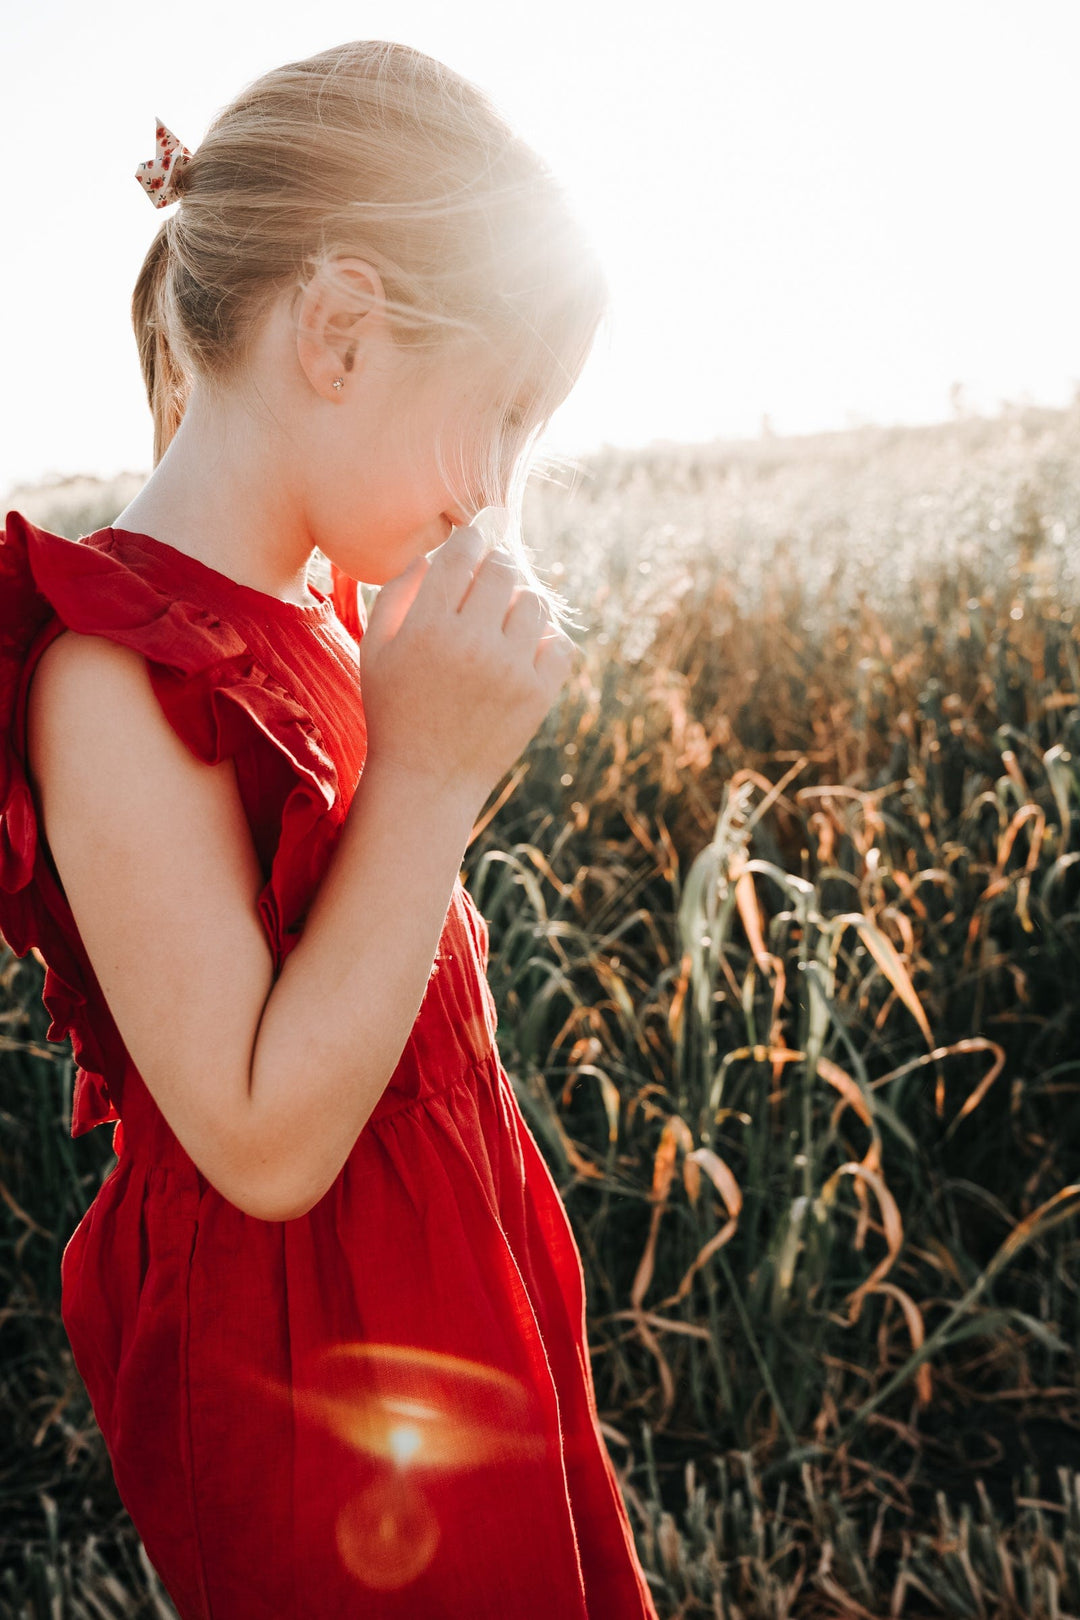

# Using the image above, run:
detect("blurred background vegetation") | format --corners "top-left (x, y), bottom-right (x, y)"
top-left (3, 404), bottom-right (1080, 1616)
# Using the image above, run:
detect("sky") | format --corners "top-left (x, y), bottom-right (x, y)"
top-left (2, 0), bottom-right (1079, 497)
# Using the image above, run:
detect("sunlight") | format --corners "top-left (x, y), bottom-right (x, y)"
top-left (387, 1422), bottom-right (424, 1467)
top-left (5, 1), bottom-right (1080, 492)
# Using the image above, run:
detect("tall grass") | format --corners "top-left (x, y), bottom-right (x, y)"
top-left (3, 404), bottom-right (1080, 1615)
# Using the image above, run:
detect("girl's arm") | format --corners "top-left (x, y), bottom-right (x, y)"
top-left (26, 631), bottom-right (483, 1220)
top-left (250, 753), bottom-right (482, 1217)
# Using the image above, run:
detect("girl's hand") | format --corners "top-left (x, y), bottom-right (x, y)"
top-left (358, 523), bottom-right (578, 812)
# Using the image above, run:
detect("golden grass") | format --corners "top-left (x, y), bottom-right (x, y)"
top-left (5, 405), bottom-right (1080, 1614)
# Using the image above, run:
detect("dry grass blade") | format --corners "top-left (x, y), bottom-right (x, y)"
top-left (833, 912), bottom-right (934, 1047)
top-left (631, 1114), bottom-right (695, 1310)
top-left (820, 1161), bottom-right (906, 1319)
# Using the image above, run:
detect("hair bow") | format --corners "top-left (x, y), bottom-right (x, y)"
top-left (135, 119), bottom-right (193, 208)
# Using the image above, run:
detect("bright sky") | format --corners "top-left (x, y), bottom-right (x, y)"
top-left (2, 0), bottom-right (1079, 496)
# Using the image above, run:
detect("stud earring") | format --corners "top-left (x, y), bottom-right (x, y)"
top-left (331, 377), bottom-right (344, 391)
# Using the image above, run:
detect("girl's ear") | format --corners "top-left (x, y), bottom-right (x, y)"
top-left (295, 258), bottom-right (387, 400)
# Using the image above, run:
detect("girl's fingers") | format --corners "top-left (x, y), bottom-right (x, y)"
top-left (534, 625), bottom-right (577, 684)
top-left (502, 586), bottom-right (545, 639)
top-left (364, 523), bottom-right (490, 653)
top-left (362, 553), bottom-right (429, 651)
top-left (426, 522), bottom-right (492, 616)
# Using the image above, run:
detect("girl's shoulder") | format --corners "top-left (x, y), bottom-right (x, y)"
top-left (0, 509), bottom-right (368, 798)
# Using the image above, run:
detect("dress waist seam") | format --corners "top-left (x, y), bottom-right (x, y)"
top-left (365, 1042), bottom-right (499, 1125)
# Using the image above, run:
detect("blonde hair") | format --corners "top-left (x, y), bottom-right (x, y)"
top-left (131, 40), bottom-right (610, 628)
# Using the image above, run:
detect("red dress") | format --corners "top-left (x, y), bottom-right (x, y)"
top-left (0, 512), bottom-right (659, 1620)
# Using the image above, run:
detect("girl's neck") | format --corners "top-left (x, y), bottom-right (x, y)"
top-left (112, 389), bottom-right (320, 609)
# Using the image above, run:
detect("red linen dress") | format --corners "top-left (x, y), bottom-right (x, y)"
top-left (0, 512), bottom-right (660, 1620)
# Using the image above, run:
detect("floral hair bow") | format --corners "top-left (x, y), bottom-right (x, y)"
top-left (134, 119), bottom-right (193, 208)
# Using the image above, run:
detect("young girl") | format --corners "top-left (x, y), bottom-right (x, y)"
top-left (0, 40), bottom-right (660, 1620)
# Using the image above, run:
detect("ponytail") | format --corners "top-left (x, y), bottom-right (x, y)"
top-left (131, 225), bottom-right (189, 466)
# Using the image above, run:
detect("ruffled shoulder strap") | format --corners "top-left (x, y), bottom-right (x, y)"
top-left (0, 511), bottom-right (357, 1136)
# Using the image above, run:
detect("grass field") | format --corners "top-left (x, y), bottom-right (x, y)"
top-left (3, 404), bottom-right (1080, 1616)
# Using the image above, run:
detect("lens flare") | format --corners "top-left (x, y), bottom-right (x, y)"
top-left (335, 1468), bottom-right (440, 1591)
top-left (240, 1340), bottom-right (552, 1591)
top-left (387, 1423), bottom-right (423, 1466)
top-left (290, 1341), bottom-right (549, 1471)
